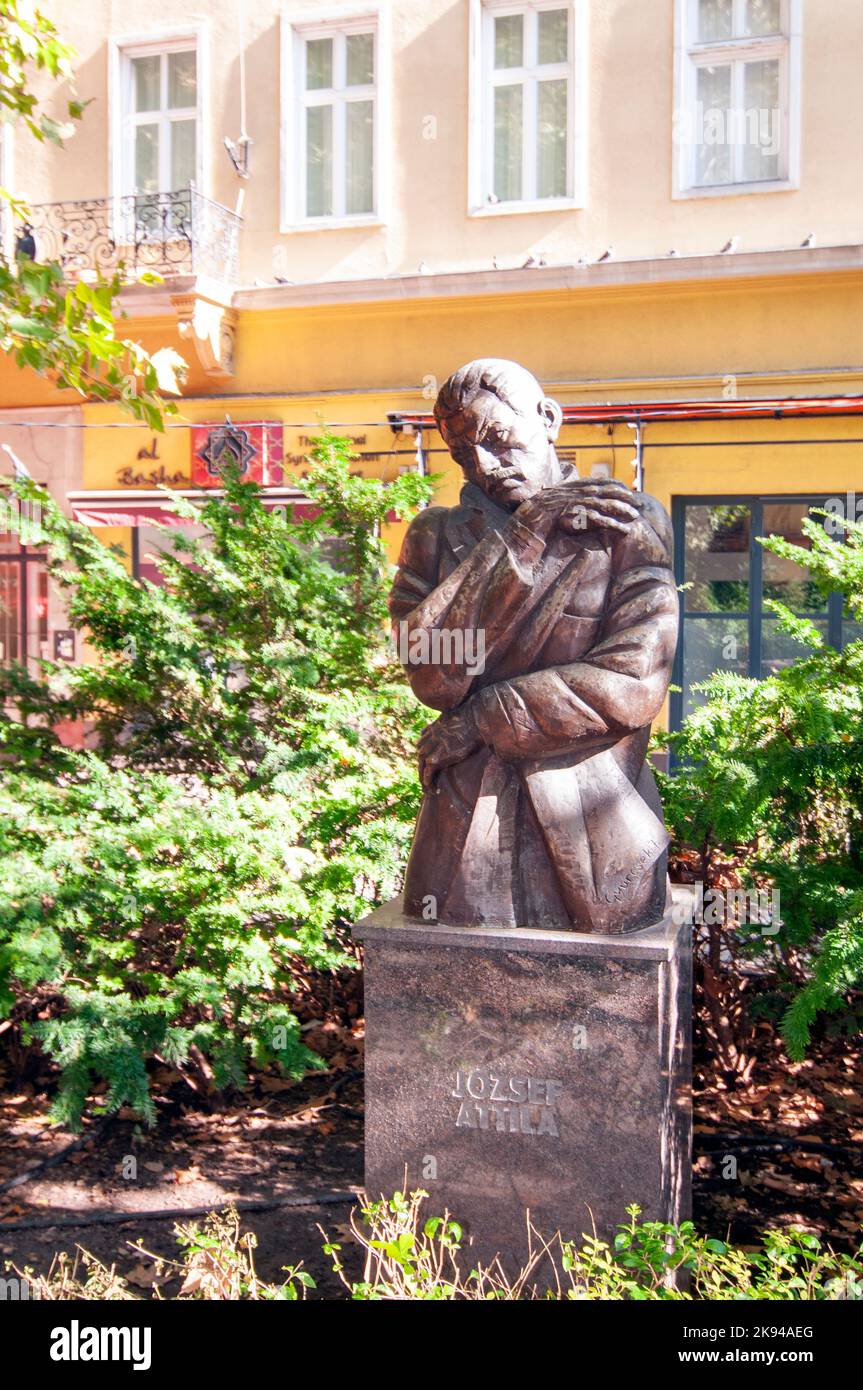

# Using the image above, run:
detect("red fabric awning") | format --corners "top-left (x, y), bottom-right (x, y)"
top-left (72, 504), bottom-right (188, 527)
top-left (392, 395), bottom-right (863, 429)
top-left (69, 490), bottom-right (313, 528)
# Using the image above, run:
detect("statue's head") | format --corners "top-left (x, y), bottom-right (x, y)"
top-left (434, 358), bottom-right (564, 510)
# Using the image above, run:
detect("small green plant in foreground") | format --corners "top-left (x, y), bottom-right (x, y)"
top-left (324, 1191), bottom-right (863, 1301)
top-left (9, 1195), bottom-right (863, 1301)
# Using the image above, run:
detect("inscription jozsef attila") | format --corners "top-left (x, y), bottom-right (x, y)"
top-left (452, 1068), bottom-right (563, 1137)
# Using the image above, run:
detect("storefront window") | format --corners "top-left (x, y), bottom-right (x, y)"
top-left (672, 496), bottom-right (856, 726)
top-left (0, 554), bottom-right (21, 664)
top-left (133, 522), bottom-right (211, 586)
top-left (0, 539), bottom-right (50, 672)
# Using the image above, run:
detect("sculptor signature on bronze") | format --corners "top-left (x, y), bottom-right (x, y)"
top-left (390, 358), bottom-right (679, 935)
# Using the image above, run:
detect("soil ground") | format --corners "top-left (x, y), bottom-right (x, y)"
top-left (1, 1022), bottom-right (861, 1298)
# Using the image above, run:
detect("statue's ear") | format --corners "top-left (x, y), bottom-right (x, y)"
top-left (540, 397), bottom-right (563, 442)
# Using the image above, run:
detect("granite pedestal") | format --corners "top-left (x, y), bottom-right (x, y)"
top-left (354, 890), bottom-right (691, 1275)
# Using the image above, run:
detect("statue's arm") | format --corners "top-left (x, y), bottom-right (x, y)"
top-left (389, 506), bottom-right (546, 711)
top-left (469, 500), bottom-right (679, 759)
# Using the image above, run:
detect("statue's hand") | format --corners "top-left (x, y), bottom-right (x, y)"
top-left (418, 705), bottom-right (481, 788)
top-left (514, 479), bottom-right (643, 539)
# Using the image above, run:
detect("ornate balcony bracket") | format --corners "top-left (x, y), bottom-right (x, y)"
top-left (172, 287), bottom-right (238, 380)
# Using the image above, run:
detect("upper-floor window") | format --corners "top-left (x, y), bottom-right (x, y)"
top-left (674, 0), bottom-right (802, 197)
top-left (471, 1), bottom-right (583, 214)
top-left (121, 41), bottom-right (199, 195)
top-left (290, 18), bottom-right (378, 223)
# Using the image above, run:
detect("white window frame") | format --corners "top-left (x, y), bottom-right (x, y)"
top-left (468, 0), bottom-right (586, 217)
top-left (280, 5), bottom-right (389, 232)
top-left (108, 25), bottom-right (208, 206)
top-left (673, 0), bottom-right (802, 199)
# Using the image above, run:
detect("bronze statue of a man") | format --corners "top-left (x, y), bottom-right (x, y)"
top-left (390, 359), bottom-right (678, 934)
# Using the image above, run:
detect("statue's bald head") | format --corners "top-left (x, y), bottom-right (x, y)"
top-left (435, 358), bottom-right (550, 426)
top-left (433, 358), bottom-right (564, 510)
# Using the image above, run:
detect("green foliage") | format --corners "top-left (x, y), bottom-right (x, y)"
top-left (166, 1204), bottom-right (316, 1300)
top-left (564, 1206), bottom-right (863, 1302)
top-left (0, 0), bottom-right (82, 144)
top-left (0, 434), bottom-right (434, 1126)
top-left (11, 1203), bottom-right (316, 1300)
top-left (5, 438), bottom-right (431, 789)
top-left (324, 1193), bottom-right (863, 1301)
top-left (14, 1194), bottom-right (863, 1300)
top-left (657, 512), bottom-right (863, 1058)
top-left (0, 1), bottom-right (182, 426)
top-left (289, 432), bottom-right (435, 621)
top-left (0, 260), bottom-right (185, 429)
top-left (0, 755), bottom-right (339, 1128)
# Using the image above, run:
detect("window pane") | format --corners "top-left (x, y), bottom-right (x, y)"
top-left (741, 59), bottom-right (780, 182)
top-left (306, 37), bottom-right (333, 90)
top-left (170, 119), bottom-right (196, 190)
top-left (494, 13), bottom-right (523, 68)
top-left (133, 54), bottom-right (161, 113)
top-left (0, 560), bottom-right (20, 664)
top-left (842, 616), bottom-right (863, 649)
top-left (538, 8), bottom-right (568, 64)
top-left (137, 522), bottom-right (210, 588)
top-left (683, 617), bottom-right (749, 719)
top-left (346, 99), bottom-right (374, 214)
top-left (306, 104), bottom-right (333, 216)
top-left (698, 0), bottom-right (733, 41)
top-left (761, 503), bottom-right (827, 610)
top-left (694, 64), bottom-right (732, 185)
top-left (346, 31), bottom-right (374, 86)
top-left (744, 0), bottom-right (781, 35)
top-left (168, 50), bottom-right (197, 108)
top-left (537, 79), bottom-right (567, 198)
top-left (134, 123), bottom-right (160, 191)
top-left (685, 504), bottom-right (750, 612)
top-left (37, 567), bottom-right (48, 648)
top-left (493, 83), bottom-right (523, 201)
top-left (762, 616), bottom-right (828, 678)
top-left (27, 563), bottom-right (48, 661)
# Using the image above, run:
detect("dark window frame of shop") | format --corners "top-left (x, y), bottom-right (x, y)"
top-left (670, 493), bottom-right (858, 731)
top-left (0, 540), bottom-right (48, 668)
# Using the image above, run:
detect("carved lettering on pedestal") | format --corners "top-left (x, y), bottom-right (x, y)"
top-left (451, 1069), bottom-right (563, 1138)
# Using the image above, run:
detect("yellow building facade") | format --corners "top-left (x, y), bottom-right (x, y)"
top-left (1, 0), bottom-right (862, 728)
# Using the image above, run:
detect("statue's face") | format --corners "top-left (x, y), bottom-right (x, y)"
top-left (439, 389), bottom-right (561, 511)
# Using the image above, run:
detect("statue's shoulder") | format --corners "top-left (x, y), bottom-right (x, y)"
top-left (637, 490), bottom-right (673, 560)
top-left (405, 503), bottom-right (451, 533)
top-left (398, 504), bottom-right (450, 570)
top-left (638, 489), bottom-right (669, 518)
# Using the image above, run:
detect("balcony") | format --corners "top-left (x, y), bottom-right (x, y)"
top-left (23, 187), bottom-right (241, 285)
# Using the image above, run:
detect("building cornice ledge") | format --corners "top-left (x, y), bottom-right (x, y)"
top-left (116, 275), bottom-right (234, 317)
top-left (231, 244), bottom-right (863, 311)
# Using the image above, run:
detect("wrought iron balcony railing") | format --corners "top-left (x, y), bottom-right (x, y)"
top-left (21, 187), bottom-right (241, 284)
